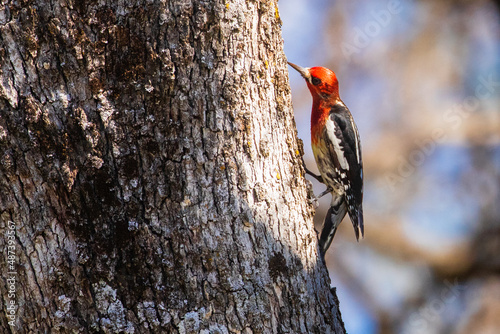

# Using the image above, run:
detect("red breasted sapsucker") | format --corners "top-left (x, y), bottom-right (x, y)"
top-left (288, 62), bottom-right (364, 255)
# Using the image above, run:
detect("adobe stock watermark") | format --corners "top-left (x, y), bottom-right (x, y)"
top-left (341, 0), bottom-right (403, 61)
top-left (404, 279), bottom-right (466, 333)
top-left (5, 220), bottom-right (18, 327)
top-left (385, 74), bottom-right (500, 191)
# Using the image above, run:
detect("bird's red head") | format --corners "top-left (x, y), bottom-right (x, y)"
top-left (288, 62), bottom-right (340, 103)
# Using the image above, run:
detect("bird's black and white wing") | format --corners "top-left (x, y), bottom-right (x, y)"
top-left (323, 102), bottom-right (364, 240)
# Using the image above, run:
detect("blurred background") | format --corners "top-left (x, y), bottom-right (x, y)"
top-left (280, 0), bottom-right (500, 333)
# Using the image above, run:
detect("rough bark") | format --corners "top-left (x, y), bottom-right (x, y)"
top-left (0, 0), bottom-right (345, 333)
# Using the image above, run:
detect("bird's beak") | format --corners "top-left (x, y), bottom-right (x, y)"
top-left (287, 62), bottom-right (310, 80)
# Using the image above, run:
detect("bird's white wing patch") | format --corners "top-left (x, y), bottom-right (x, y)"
top-left (325, 119), bottom-right (349, 170)
top-left (349, 116), bottom-right (361, 164)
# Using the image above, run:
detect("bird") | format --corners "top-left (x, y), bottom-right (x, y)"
top-left (288, 62), bottom-right (364, 255)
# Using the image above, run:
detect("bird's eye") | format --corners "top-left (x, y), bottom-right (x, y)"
top-left (311, 77), bottom-right (321, 85)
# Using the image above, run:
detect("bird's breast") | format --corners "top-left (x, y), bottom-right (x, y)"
top-left (310, 110), bottom-right (329, 145)
top-left (311, 139), bottom-right (344, 196)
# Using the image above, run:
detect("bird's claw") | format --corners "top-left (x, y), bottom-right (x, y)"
top-left (308, 196), bottom-right (320, 208)
top-left (305, 179), bottom-right (320, 208)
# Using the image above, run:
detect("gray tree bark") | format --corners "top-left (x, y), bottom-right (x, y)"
top-left (0, 0), bottom-right (345, 333)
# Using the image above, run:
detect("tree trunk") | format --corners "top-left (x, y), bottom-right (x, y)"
top-left (0, 0), bottom-right (345, 333)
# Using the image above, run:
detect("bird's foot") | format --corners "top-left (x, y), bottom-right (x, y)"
top-left (316, 186), bottom-right (333, 199)
top-left (305, 180), bottom-right (320, 208)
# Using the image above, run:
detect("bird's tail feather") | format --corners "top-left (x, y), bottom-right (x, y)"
top-left (348, 206), bottom-right (364, 242)
top-left (319, 197), bottom-right (347, 255)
